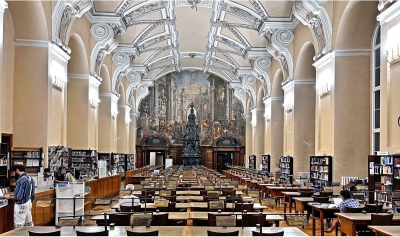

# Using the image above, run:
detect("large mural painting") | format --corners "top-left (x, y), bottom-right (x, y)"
top-left (137, 71), bottom-right (245, 146)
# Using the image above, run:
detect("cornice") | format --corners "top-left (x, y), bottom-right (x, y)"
top-left (68, 74), bottom-right (91, 80)
top-left (293, 79), bottom-right (316, 85)
top-left (312, 51), bottom-right (334, 69)
top-left (377, 0), bottom-right (400, 23)
top-left (14, 39), bottom-right (50, 48)
top-left (100, 92), bottom-right (113, 97)
top-left (49, 42), bottom-right (70, 62)
top-left (313, 49), bottom-right (371, 69)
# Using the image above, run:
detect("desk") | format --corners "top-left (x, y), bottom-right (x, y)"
top-left (91, 212), bottom-right (190, 226)
top-left (309, 204), bottom-right (339, 236)
top-left (336, 213), bottom-right (400, 236)
top-left (175, 191), bottom-right (200, 196)
top-left (368, 226), bottom-right (400, 236)
top-left (263, 187), bottom-right (313, 199)
top-left (282, 192), bottom-right (300, 213)
top-left (189, 211), bottom-right (283, 226)
top-left (187, 226), bottom-right (307, 236)
top-left (293, 197), bottom-right (313, 214)
top-left (0, 226), bottom-right (307, 236)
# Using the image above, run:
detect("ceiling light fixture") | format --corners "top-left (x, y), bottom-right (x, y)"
top-left (187, 0), bottom-right (201, 11)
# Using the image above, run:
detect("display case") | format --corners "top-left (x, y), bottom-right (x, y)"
top-left (310, 155), bottom-right (333, 186)
top-left (278, 156), bottom-right (293, 183)
top-left (248, 155), bottom-right (256, 169)
top-left (70, 149), bottom-right (98, 181)
top-left (55, 182), bottom-right (85, 225)
top-left (368, 154), bottom-right (400, 204)
top-left (261, 154), bottom-right (271, 172)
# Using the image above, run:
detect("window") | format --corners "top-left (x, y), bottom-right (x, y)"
top-left (372, 25), bottom-right (381, 155)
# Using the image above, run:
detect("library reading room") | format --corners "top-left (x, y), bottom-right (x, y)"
top-left (0, 0), bottom-right (400, 236)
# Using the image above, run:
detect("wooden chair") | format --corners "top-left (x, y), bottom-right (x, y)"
top-left (207, 230), bottom-right (239, 236)
top-left (139, 196), bottom-right (154, 203)
top-left (152, 213), bottom-right (169, 226)
top-left (208, 213), bottom-right (234, 226)
top-left (28, 230), bottom-right (61, 236)
top-left (345, 207), bottom-right (365, 213)
top-left (120, 204), bottom-right (141, 212)
top-left (226, 196), bottom-right (242, 203)
top-left (320, 192), bottom-right (333, 197)
top-left (216, 215), bottom-right (237, 227)
top-left (299, 191), bottom-right (313, 197)
top-left (234, 202), bottom-right (254, 212)
top-left (143, 190), bottom-right (155, 196)
top-left (76, 230), bottom-right (108, 236)
top-left (312, 196), bottom-right (330, 203)
top-left (209, 200), bottom-right (225, 211)
top-left (252, 230), bottom-right (284, 236)
top-left (242, 214), bottom-right (271, 227)
top-left (126, 230), bottom-right (159, 236)
top-left (371, 213), bottom-right (393, 225)
top-left (364, 204), bottom-right (383, 213)
top-left (109, 213), bottom-right (131, 226)
top-left (222, 189), bottom-right (235, 197)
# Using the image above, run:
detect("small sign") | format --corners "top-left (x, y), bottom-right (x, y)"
top-left (377, 151), bottom-right (389, 155)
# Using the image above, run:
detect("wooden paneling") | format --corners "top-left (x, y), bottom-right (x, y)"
top-left (32, 189), bottom-right (55, 226)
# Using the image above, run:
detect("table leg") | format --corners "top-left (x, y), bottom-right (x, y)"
top-left (275, 220), bottom-right (279, 227)
top-left (288, 197), bottom-right (292, 213)
top-left (312, 207), bottom-right (316, 236)
top-left (320, 209), bottom-right (325, 236)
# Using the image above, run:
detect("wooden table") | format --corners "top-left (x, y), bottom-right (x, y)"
top-left (368, 225), bottom-right (400, 236)
top-left (266, 187), bottom-right (314, 199)
top-left (189, 211), bottom-right (283, 226)
top-left (91, 212), bottom-right (190, 225)
top-left (293, 197), bottom-right (313, 214)
top-left (336, 213), bottom-right (400, 236)
top-left (309, 203), bottom-right (339, 236)
top-left (0, 226), bottom-right (307, 236)
top-left (282, 192), bottom-right (300, 213)
top-left (175, 190), bottom-right (200, 196)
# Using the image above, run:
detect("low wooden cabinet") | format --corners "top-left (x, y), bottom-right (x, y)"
top-left (0, 199), bottom-right (14, 234)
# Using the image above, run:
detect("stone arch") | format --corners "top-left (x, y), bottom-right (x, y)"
top-left (271, 70), bottom-right (284, 97)
top-left (68, 33), bottom-right (89, 74)
top-left (336, 1), bottom-right (378, 50)
top-left (7, 1), bottom-right (48, 40)
top-left (117, 83), bottom-right (126, 105)
top-left (295, 42), bottom-right (316, 80)
top-left (256, 86), bottom-right (266, 108)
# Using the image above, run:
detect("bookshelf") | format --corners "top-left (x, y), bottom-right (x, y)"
top-left (10, 147), bottom-right (43, 187)
top-left (98, 152), bottom-right (111, 167)
top-left (278, 156), bottom-right (293, 183)
top-left (248, 155), bottom-right (256, 169)
top-left (48, 146), bottom-right (70, 173)
top-left (111, 152), bottom-right (120, 174)
top-left (310, 155), bottom-right (333, 186)
top-left (70, 149), bottom-right (98, 180)
top-left (118, 153), bottom-right (126, 177)
top-left (261, 154), bottom-right (271, 172)
top-left (368, 154), bottom-right (400, 204)
top-left (0, 143), bottom-right (9, 187)
top-left (126, 154), bottom-right (134, 170)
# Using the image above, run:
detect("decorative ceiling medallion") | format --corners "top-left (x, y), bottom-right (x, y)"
top-left (90, 23), bottom-right (111, 41)
top-left (276, 29), bottom-right (294, 45)
top-left (256, 57), bottom-right (271, 70)
top-left (244, 75), bottom-right (256, 85)
top-left (126, 71), bottom-right (141, 84)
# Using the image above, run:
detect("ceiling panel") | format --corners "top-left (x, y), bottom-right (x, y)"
top-left (175, 6), bottom-right (212, 53)
top-left (261, 1), bottom-right (293, 18)
top-left (93, 0), bottom-right (120, 13)
top-left (180, 57), bottom-right (205, 69)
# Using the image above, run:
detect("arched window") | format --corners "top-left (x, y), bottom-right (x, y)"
top-left (372, 25), bottom-right (381, 155)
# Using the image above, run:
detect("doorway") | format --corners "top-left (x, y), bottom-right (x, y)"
top-left (216, 152), bottom-right (234, 173)
top-left (146, 151), bottom-right (164, 166)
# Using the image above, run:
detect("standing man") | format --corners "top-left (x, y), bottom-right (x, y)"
top-left (4, 164), bottom-right (35, 228)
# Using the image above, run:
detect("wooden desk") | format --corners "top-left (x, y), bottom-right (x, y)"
top-left (282, 192), bottom-right (300, 213)
top-left (129, 176), bottom-right (151, 184)
top-left (368, 225), bottom-right (400, 236)
top-left (266, 187), bottom-right (313, 199)
top-left (293, 197), bottom-right (313, 214)
top-left (336, 213), bottom-right (400, 236)
top-left (189, 211), bottom-right (283, 226)
top-left (187, 226), bottom-right (307, 236)
top-left (0, 199), bottom-right (14, 234)
top-left (0, 226), bottom-right (307, 236)
top-left (91, 212), bottom-right (190, 226)
top-left (175, 190), bottom-right (200, 196)
top-left (309, 204), bottom-right (339, 236)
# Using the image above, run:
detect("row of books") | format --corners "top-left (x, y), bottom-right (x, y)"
top-left (310, 157), bottom-right (329, 165)
top-left (279, 156), bottom-right (292, 163)
top-left (279, 163), bottom-right (291, 168)
top-left (311, 165), bottom-right (329, 172)
top-left (370, 163), bottom-right (394, 175)
top-left (311, 173), bottom-right (329, 181)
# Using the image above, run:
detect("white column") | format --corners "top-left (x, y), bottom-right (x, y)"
top-left (129, 112), bottom-right (138, 167)
top-left (245, 113), bottom-right (252, 167)
top-left (0, 0), bottom-right (8, 141)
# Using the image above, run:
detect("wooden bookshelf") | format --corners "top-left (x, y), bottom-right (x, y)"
top-left (278, 156), bottom-right (293, 183)
top-left (126, 154), bottom-right (134, 171)
top-left (248, 155), bottom-right (256, 169)
top-left (98, 152), bottom-right (111, 167)
top-left (310, 155), bottom-right (333, 186)
top-left (70, 149), bottom-right (98, 180)
top-left (0, 143), bottom-right (9, 187)
top-left (48, 146), bottom-right (70, 173)
top-left (261, 154), bottom-right (271, 172)
top-left (10, 147), bottom-right (43, 187)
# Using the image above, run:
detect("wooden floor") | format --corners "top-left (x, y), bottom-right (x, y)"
top-left (80, 180), bottom-right (337, 236)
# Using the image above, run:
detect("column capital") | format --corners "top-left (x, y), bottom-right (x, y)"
top-left (0, 0), bottom-right (7, 13)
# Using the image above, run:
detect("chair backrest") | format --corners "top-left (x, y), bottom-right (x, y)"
top-left (143, 190), bottom-right (155, 196)
top-left (247, 190), bottom-right (260, 198)
top-left (159, 190), bottom-right (171, 197)
top-left (300, 191), bottom-right (314, 197)
top-left (285, 214), bottom-right (309, 227)
top-left (209, 200), bottom-right (225, 210)
top-left (364, 204), bottom-right (383, 213)
top-left (252, 230), bottom-right (284, 236)
top-left (234, 203), bottom-right (254, 212)
top-left (242, 214), bottom-right (266, 227)
top-left (313, 196), bottom-right (330, 203)
top-left (208, 213), bottom-right (232, 226)
top-left (208, 191), bottom-right (220, 199)
top-left (109, 213), bottom-right (131, 226)
top-left (152, 213), bottom-right (169, 226)
top-left (222, 190), bottom-right (235, 197)
top-left (120, 204), bottom-right (140, 212)
top-left (133, 184), bottom-right (143, 190)
top-left (119, 190), bottom-right (132, 197)
top-left (76, 230), bottom-right (109, 236)
top-left (371, 213), bottom-right (393, 226)
top-left (207, 230), bottom-right (239, 236)
top-left (130, 214), bottom-right (152, 227)
top-left (345, 207), bottom-right (365, 213)
top-left (28, 230), bottom-right (61, 236)
top-left (127, 230), bottom-right (159, 236)
top-left (216, 215), bottom-right (236, 227)
top-left (139, 196), bottom-right (153, 203)
top-left (154, 199), bottom-right (169, 207)
top-left (320, 192), bottom-right (333, 197)
top-left (205, 185), bottom-right (215, 190)
top-left (260, 198), bottom-right (276, 207)
top-left (237, 185), bottom-right (247, 190)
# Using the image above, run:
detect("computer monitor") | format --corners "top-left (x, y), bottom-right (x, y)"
top-left (74, 167), bottom-right (81, 180)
